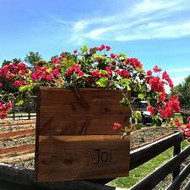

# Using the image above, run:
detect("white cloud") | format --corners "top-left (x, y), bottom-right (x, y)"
top-left (55, 0), bottom-right (190, 44)
top-left (169, 67), bottom-right (190, 73)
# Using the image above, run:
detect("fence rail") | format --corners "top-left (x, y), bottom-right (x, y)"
top-left (1, 131), bottom-right (190, 189)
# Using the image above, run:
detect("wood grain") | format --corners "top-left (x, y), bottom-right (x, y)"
top-left (38, 87), bottom-right (130, 135)
top-left (37, 135), bottom-right (130, 182)
top-left (0, 129), bottom-right (35, 140)
top-left (0, 144), bottom-right (35, 157)
top-left (35, 87), bottom-right (130, 182)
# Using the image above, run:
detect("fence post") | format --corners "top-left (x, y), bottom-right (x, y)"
top-left (173, 142), bottom-right (181, 181)
top-left (13, 108), bottom-right (15, 120)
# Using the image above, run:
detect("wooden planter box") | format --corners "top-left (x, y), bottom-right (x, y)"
top-left (35, 87), bottom-right (130, 182)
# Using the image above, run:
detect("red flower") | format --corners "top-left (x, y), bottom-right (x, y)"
top-left (106, 45), bottom-right (111, 51)
top-left (149, 76), bottom-right (164, 93)
top-left (125, 58), bottom-right (142, 68)
top-left (153, 65), bottom-right (161, 73)
top-left (122, 69), bottom-right (130, 78)
top-left (115, 69), bottom-right (122, 76)
top-left (110, 53), bottom-right (116, 58)
top-left (46, 75), bottom-right (53, 81)
top-left (174, 118), bottom-right (182, 128)
top-left (51, 69), bottom-right (59, 77)
top-left (159, 91), bottom-right (166, 102)
top-left (5, 102), bottom-right (12, 109)
top-left (113, 123), bottom-right (122, 131)
top-left (160, 107), bottom-right (174, 119)
top-left (147, 105), bottom-right (154, 115)
top-left (147, 70), bottom-right (152, 76)
top-left (0, 82), bottom-right (3, 88)
top-left (13, 80), bottom-right (24, 87)
top-left (105, 66), bottom-right (112, 76)
top-left (20, 70), bottom-right (26, 75)
top-left (99, 44), bottom-right (105, 51)
top-left (78, 71), bottom-right (84, 76)
top-left (186, 124), bottom-right (190, 129)
top-left (187, 116), bottom-right (190, 122)
top-left (60, 53), bottom-right (67, 59)
top-left (17, 62), bottom-right (26, 70)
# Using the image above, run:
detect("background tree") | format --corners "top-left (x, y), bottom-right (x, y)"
top-left (24, 51), bottom-right (42, 67)
top-left (170, 75), bottom-right (190, 108)
top-left (2, 58), bottom-right (22, 66)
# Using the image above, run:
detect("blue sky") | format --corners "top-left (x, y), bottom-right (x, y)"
top-left (1, 0), bottom-right (190, 89)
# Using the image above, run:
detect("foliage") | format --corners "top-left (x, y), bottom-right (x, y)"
top-left (24, 51), bottom-right (42, 67)
top-left (0, 44), bottom-right (187, 138)
top-left (170, 75), bottom-right (190, 108)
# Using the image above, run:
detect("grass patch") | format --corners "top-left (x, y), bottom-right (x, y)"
top-left (109, 141), bottom-right (189, 188)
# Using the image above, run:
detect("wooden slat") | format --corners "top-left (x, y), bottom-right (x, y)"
top-left (167, 162), bottom-right (190, 190)
top-left (38, 87), bottom-right (130, 135)
top-left (130, 132), bottom-right (183, 170)
top-left (130, 145), bottom-right (190, 190)
top-left (0, 129), bottom-right (35, 140)
top-left (0, 144), bottom-right (35, 156)
top-left (36, 135), bottom-right (130, 182)
top-left (0, 121), bottom-right (36, 127)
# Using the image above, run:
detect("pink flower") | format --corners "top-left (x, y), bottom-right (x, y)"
top-left (106, 45), bottom-right (111, 51)
top-left (153, 65), bottom-right (162, 73)
top-left (187, 116), bottom-right (190, 122)
top-left (0, 82), bottom-right (3, 88)
top-left (113, 123), bottom-right (122, 131)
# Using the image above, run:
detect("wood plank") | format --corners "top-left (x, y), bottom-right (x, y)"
top-left (0, 121), bottom-right (36, 127)
top-left (130, 132), bottom-right (183, 170)
top-left (167, 162), bottom-right (190, 190)
top-left (130, 145), bottom-right (190, 190)
top-left (38, 88), bottom-right (130, 135)
top-left (0, 144), bottom-right (35, 157)
top-left (36, 135), bottom-right (130, 182)
top-left (0, 129), bottom-right (35, 140)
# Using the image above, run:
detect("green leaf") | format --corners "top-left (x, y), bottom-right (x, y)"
top-left (19, 85), bottom-right (30, 92)
top-left (134, 111), bottom-right (142, 119)
top-left (138, 93), bottom-right (145, 99)
top-left (120, 98), bottom-right (129, 106)
top-left (96, 77), bottom-right (108, 87)
top-left (16, 100), bottom-right (24, 106)
top-left (81, 45), bottom-right (88, 53)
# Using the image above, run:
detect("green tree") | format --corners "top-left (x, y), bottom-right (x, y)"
top-left (170, 75), bottom-right (190, 108)
top-left (2, 58), bottom-right (22, 66)
top-left (24, 51), bottom-right (42, 67)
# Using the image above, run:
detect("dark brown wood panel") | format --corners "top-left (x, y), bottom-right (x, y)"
top-left (36, 135), bottom-right (130, 182)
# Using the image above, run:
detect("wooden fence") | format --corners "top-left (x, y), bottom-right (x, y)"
top-left (1, 131), bottom-right (190, 189)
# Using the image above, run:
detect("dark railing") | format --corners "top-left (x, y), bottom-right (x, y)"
top-left (8, 96), bottom-right (37, 120)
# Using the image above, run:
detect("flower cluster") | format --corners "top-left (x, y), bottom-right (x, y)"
top-left (0, 102), bottom-right (12, 119)
top-left (0, 45), bottom-right (182, 138)
top-left (175, 117), bottom-right (190, 141)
